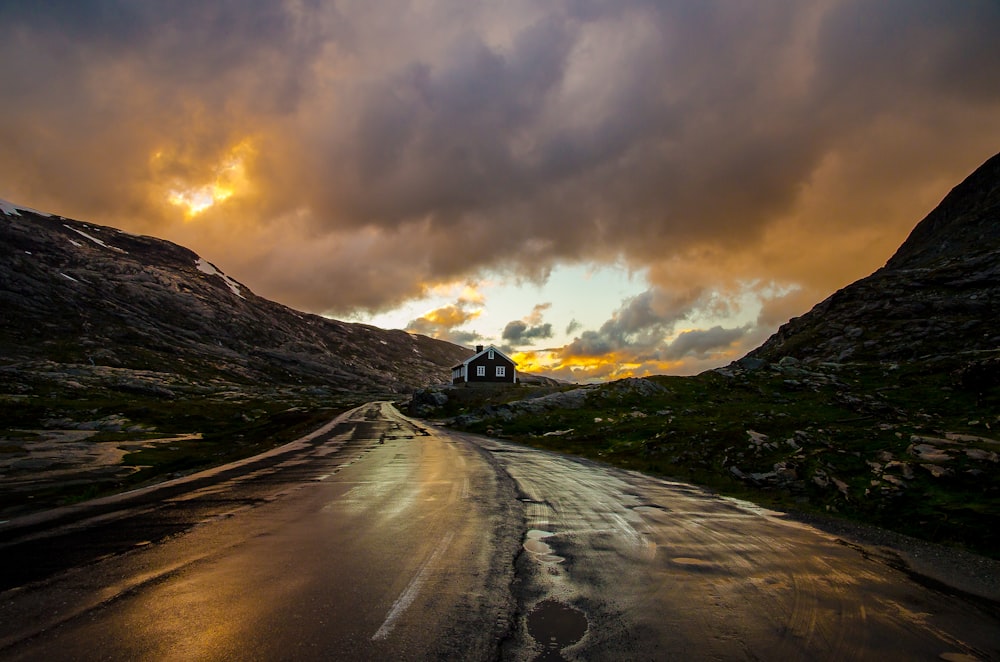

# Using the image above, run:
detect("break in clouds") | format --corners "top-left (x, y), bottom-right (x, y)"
top-left (3, 0), bottom-right (1000, 374)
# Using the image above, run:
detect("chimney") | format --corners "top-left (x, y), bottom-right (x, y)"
top-left (475, 345), bottom-right (484, 353)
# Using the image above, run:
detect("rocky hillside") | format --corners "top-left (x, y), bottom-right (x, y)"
top-left (748, 151), bottom-right (1000, 365)
top-left (0, 200), bottom-right (469, 395)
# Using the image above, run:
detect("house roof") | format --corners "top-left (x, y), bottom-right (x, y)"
top-left (451, 344), bottom-right (518, 370)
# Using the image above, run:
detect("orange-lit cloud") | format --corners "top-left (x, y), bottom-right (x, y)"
top-left (2, 2), bottom-right (1000, 377)
top-left (158, 139), bottom-right (256, 219)
top-left (405, 297), bottom-right (483, 346)
top-left (514, 348), bottom-right (691, 383)
top-left (417, 304), bottom-right (480, 329)
top-left (457, 285), bottom-right (486, 306)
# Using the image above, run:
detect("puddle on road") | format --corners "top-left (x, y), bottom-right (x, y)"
top-left (669, 556), bottom-right (722, 573)
top-left (939, 653), bottom-right (982, 662)
top-left (527, 599), bottom-right (588, 661)
top-left (523, 529), bottom-right (564, 564)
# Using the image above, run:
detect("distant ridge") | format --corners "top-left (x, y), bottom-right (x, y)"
top-left (0, 200), bottom-right (469, 394)
top-left (747, 151), bottom-right (1000, 365)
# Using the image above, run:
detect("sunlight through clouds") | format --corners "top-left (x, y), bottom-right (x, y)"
top-left (159, 139), bottom-right (256, 219)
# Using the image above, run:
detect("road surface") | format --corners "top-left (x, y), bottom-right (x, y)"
top-left (0, 402), bottom-right (997, 660)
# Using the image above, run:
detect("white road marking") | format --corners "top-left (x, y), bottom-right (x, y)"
top-left (372, 531), bottom-right (456, 641)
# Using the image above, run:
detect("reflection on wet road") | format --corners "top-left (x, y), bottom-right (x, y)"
top-left (0, 403), bottom-right (997, 660)
top-left (464, 433), bottom-right (1000, 661)
top-left (0, 402), bottom-right (519, 660)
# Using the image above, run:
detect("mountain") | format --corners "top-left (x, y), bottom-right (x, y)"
top-left (0, 200), bottom-right (470, 395)
top-left (747, 151), bottom-right (1000, 365)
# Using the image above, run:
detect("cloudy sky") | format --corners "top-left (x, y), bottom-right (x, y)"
top-left (3, 1), bottom-right (1000, 381)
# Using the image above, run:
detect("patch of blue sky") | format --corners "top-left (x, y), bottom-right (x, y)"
top-left (353, 262), bottom-right (650, 348)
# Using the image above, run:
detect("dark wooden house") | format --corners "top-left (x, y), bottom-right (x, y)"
top-left (451, 345), bottom-right (517, 385)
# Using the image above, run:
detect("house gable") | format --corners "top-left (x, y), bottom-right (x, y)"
top-left (451, 344), bottom-right (517, 384)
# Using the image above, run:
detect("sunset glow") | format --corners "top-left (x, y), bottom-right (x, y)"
top-left (164, 140), bottom-right (255, 219)
top-left (513, 347), bottom-right (703, 383)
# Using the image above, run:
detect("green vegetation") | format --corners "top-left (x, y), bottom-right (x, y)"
top-left (0, 371), bottom-right (363, 515)
top-left (445, 357), bottom-right (1000, 557)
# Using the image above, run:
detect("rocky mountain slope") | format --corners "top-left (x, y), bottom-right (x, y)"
top-left (748, 151), bottom-right (1000, 365)
top-left (0, 199), bottom-right (475, 514)
top-left (0, 200), bottom-right (469, 395)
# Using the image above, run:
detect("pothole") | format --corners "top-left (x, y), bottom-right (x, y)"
top-left (526, 599), bottom-right (588, 661)
top-left (523, 529), bottom-right (564, 564)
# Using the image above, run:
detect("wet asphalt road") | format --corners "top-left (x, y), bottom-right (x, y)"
top-left (0, 402), bottom-right (998, 660)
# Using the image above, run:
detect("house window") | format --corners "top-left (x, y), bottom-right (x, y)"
top-left (488, 349), bottom-right (494, 359)
top-left (496, 366), bottom-right (506, 377)
top-left (476, 366), bottom-right (486, 377)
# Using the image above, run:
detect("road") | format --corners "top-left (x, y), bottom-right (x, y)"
top-left (0, 402), bottom-right (997, 660)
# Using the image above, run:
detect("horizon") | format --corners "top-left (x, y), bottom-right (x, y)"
top-left (3, 2), bottom-right (1000, 382)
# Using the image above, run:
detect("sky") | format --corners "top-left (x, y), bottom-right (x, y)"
top-left (2, 1), bottom-right (1000, 382)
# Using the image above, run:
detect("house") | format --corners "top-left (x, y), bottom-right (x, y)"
top-left (452, 344), bottom-right (517, 385)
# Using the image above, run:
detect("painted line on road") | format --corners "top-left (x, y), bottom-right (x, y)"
top-left (372, 531), bottom-right (456, 641)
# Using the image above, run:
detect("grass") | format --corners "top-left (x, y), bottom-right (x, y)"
top-left (0, 373), bottom-right (363, 514)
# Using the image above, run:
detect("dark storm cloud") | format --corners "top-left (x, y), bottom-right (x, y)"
top-left (290, 0), bottom-right (1000, 298)
top-left (661, 326), bottom-right (749, 360)
top-left (2, 0), bottom-right (1000, 318)
top-left (502, 302), bottom-right (554, 345)
top-left (559, 286), bottom-right (705, 359)
top-left (813, 0), bottom-right (1000, 107)
top-left (502, 320), bottom-right (554, 345)
top-left (348, 19), bottom-right (575, 218)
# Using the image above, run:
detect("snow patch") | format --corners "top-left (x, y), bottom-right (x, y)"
top-left (63, 224), bottom-right (127, 254)
top-left (196, 257), bottom-right (245, 299)
top-left (0, 197), bottom-right (52, 217)
top-left (0, 199), bottom-right (19, 216)
top-left (60, 272), bottom-right (79, 282)
top-left (68, 238), bottom-right (83, 248)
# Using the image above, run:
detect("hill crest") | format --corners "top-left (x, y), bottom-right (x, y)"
top-left (747, 151), bottom-right (1000, 365)
top-left (0, 199), bottom-right (469, 394)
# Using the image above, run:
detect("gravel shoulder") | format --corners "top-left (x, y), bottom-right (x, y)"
top-left (788, 511), bottom-right (1000, 606)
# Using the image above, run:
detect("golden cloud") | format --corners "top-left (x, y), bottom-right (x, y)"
top-left (157, 139), bottom-right (257, 220)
